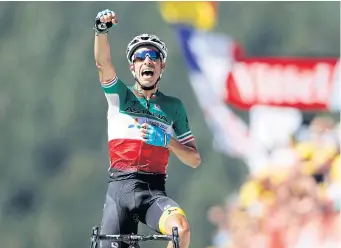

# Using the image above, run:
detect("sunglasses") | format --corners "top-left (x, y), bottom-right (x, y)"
top-left (133, 50), bottom-right (161, 62)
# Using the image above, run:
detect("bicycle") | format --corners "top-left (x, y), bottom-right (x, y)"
top-left (90, 225), bottom-right (180, 248)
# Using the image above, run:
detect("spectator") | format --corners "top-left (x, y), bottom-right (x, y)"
top-left (207, 116), bottom-right (340, 248)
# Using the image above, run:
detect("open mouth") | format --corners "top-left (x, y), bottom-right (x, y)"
top-left (141, 69), bottom-right (154, 78)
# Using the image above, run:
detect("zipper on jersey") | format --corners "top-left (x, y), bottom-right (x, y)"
top-left (146, 98), bottom-right (150, 111)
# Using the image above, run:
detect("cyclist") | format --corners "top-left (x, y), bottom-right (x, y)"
top-left (93, 9), bottom-right (201, 248)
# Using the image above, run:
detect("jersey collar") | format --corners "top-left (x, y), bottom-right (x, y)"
top-left (133, 84), bottom-right (159, 99)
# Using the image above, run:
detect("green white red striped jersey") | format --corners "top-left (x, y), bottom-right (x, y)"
top-left (101, 77), bottom-right (195, 175)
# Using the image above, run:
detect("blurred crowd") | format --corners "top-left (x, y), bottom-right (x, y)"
top-left (206, 116), bottom-right (340, 248)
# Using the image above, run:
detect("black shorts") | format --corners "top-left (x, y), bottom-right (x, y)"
top-left (99, 173), bottom-right (185, 248)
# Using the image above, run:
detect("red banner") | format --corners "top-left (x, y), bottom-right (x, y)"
top-left (225, 57), bottom-right (339, 111)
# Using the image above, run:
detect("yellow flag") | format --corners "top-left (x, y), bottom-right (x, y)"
top-left (158, 1), bottom-right (218, 30)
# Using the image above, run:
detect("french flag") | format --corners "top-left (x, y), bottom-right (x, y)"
top-left (173, 24), bottom-right (251, 159)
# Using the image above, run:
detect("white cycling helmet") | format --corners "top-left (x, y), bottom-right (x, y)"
top-left (126, 33), bottom-right (168, 64)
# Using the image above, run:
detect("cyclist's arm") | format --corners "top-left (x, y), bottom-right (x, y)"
top-left (94, 33), bottom-right (127, 105)
top-left (168, 139), bottom-right (200, 168)
top-left (170, 100), bottom-right (201, 168)
top-left (94, 33), bottom-right (116, 83)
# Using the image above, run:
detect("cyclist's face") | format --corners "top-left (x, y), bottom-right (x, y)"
top-left (131, 46), bottom-right (165, 86)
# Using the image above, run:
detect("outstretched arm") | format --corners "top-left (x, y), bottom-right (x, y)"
top-left (94, 10), bottom-right (118, 82)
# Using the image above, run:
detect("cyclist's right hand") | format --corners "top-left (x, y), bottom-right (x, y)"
top-left (94, 9), bottom-right (118, 35)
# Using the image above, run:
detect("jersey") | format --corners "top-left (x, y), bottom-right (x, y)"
top-left (100, 76), bottom-right (195, 176)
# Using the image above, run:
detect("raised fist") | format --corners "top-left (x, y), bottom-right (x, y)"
top-left (94, 9), bottom-right (118, 34)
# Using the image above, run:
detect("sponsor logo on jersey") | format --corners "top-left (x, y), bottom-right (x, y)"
top-left (127, 119), bottom-right (169, 132)
top-left (128, 118), bottom-right (140, 128)
top-left (124, 107), bottom-right (169, 122)
top-left (154, 104), bottom-right (161, 110)
top-left (148, 120), bottom-right (169, 132)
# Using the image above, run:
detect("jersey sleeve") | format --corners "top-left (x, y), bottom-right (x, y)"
top-left (100, 76), bottom-right (127, 107)
top-left (101, 76), bottom-right (127, 95)
top-left (173, 100), bottom-right (195, 145)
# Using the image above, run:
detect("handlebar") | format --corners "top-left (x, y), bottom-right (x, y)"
top-left (90, 225), bottom-right (179, 248)
top-left (96, 234), bottom-right (173, 241)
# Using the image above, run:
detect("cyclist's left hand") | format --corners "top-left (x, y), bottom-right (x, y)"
top-left (141, 123), bottom-right (171, 148)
